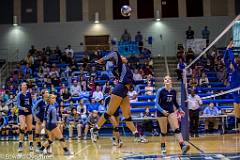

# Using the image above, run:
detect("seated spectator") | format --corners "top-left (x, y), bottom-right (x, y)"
top-left (177, 46), bottom-right (185, 61)
top-left (98, 100), bottom-right (105, 112)
top-left (61, 88), bottom-right (72, 102)
top-left (203, 103), bottom-right (220, 133)
top-left (199, 73), bottom-right (209, 87)
top-left (70, 80), bottom-right (82, 97)
top-left (87, 76), bottom-right (96, 94)
top-left (67, 107), bottom-right (83, 140)
top-left (102, 81), bottom-right (112, 96)
top-left (79, 87), bottom-right (90, 99)
top-left (37, 67), bottom-right (44, 82)
top-left (41, 62), bottom-right (50, 77)
top-left (143, 65), bottom-right (153, 76)
top-left (186, 68), bottom-right (193, 77)
top-left (65, 45), bottom-right (74, 58)
top-left (133, 69), bottom-right (143, 81)
top-left (145, 81), bottom-right (154, 95)
top-left (92, 85), bottom-right (103, 103)
top-left (176, 58), bottom-right (186, 80)
top-left (50, 84), bottom-right (57, 94)
top-left (189, 75), bottom-right (198, 89)
top-left (83, 110), bottom-right (99, 140)
top-left (88, 98), bottom-right (99, 112)
top-left (80, 76), bottom-right (87, 91)
top-left (128, 86), bottom-right (138, 102)
top-left (77, 99), bottom-right (87, 118)
top-left (60, 83), bottom-right (66, 95)
top-left (24, 64), bottom-right (32, 77)
top-left (186, 48), bottom-right (195, 64)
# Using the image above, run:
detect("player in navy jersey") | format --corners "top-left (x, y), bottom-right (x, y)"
top-left (90, 51), bottom-right (146, 145)
top-left (224, 41), bottom-right (240, 131)
top-left (17, 82), bottom-right (34, 152)
top-left (38, 94), bottom-right (73, 155)
top-left (156, 75), bottom-right (190, 154)
top-left (32, 89), bottom-right (49, 152)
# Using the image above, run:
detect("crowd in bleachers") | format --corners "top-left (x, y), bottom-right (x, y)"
top-left (0, 44), bottom-right (155, 140)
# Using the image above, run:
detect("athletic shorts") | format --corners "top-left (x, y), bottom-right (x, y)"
top-left (157, 111), bottom-right (174, 117)
top-left (112, 83), bottom-right (129, 98)
top-left (36, 114), bottom-right (44, 123)
top-left (46, 123), bottom-right (57, 131)
top-left (18, 110), bottom-right (32, 116)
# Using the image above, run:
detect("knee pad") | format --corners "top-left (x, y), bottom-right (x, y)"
top-left (125, 117), bottom-right (132, 122)
top-left (27, 130), bottom-right (33, 135)
top-left (113, 127), bottom-right (119, 132)
top-left (174, 128), bottom-right (181, 134)
top-left (59, 138), bottom-right (65, 142)
top-left (19, 129), bottom-right (25, 134)
top-left (161, 132), bottom-right (167, 137)
top-left (104, 112), bottom-right (111, 120)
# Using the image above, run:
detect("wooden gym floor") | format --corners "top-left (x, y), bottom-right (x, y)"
top-left (0, 134), bottom-right (239, 159)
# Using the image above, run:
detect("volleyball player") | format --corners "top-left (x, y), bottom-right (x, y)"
top-left (224, 41), bottom-right (240, 131)
top-left (17, 82), bottom-right (34, 152)
top-left (39, 94), bottom-right (73, 155)
top-left (32, 89), bottom-right (49, 152)
top-left (156, 75), bottom-right (190, 154)
top-left (90, 51), bottom-right (147, 144)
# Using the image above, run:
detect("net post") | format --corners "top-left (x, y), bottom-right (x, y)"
top-left (181, 69), bottom-right (189, 141)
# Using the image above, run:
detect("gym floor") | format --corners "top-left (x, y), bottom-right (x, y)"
top-left (0, 134), bottom-right (239, 160)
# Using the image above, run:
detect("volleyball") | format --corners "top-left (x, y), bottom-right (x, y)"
top-left (121, 5), bottom-right (132, 17)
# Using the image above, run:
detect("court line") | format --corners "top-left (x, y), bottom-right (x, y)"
top-left (187, 141), bottom-right (205, 154)
top-left (74, 145), bottom-right (91, 156)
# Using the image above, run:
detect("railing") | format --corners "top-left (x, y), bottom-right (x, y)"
top-left (0, 62), bottom-right (9, 86)
top-left (164, 56), bottom-right (170, 76)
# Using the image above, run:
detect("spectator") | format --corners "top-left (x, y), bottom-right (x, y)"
top-left (29, 45), bottom-right (36, 55)
top-left (67, 107), bottom-right (83, 140)
top-left (83, 110), bottom-right (99, 140)
top-left (186, 26), bottom-right (194, 39)
top-left (143, 106), bottom-right (151, 117)
top-left (87, 76), bottom-right (96, 94)
top-left (121, 29), bottom-right (131, 42)
top-left (186, 48), bottom-right (195, 64)
top-left (88, 98), bottom-right (99, 112)
top-left (145, 81), bottom-right (154, 95)
top-left (203, 103), bottom-right (220, 133)
top-left (133, 69), bottom-right (143, 81)
top-left (135, 31), bottom-right (143, 53)
top-left (187, 90), bottom-right (202, 137)
top-left (128, 86), bottom-right (138, 102)
top-left (61, 88), bottom-right (72, 102)
top-left (102, 81), bottom-right (112, 96)
top-left (42, 62), bottom-right (50, 77)
top-left (60, 83), bottom-right (66, 95)
top-left (176, 58), bottom-right (186, 80)
top-left (177, 46), bottom-right (185, 61)
top-left (202, 26), bottom-right (210, 45)
top-left (80, 76), bottom-right (87, 91)
top-left (70, 80), bottom-right (82, 97)
top-left (186, 68), bottom-right (193, 77)
top-left (92, 85), bottom-right (103, 102)
top-left (199, 73), bottom-right (209, 87)
top-left (77, 99), bottom-right (87, 117)
top-left (98, 100), bottom-right (105, 112)
top-left (25, 53), bottom-right (34, 68)
top-left (65, 45), bottom-right (74, 58)
top-left (189, 75), bottom-right (198, 89)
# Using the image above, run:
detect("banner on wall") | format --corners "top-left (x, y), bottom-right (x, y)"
top-left (186, 39), bottom-right (206, 54)
top-left (233, 21), bottom-right (240, 47)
